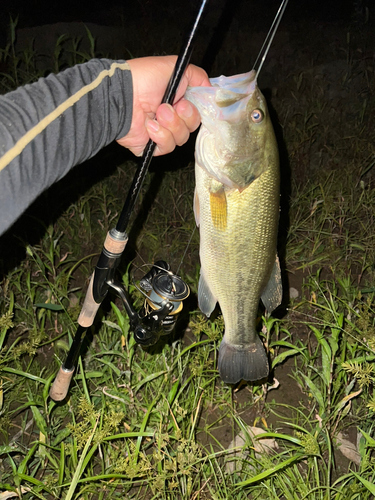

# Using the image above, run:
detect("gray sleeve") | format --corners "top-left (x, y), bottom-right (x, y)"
top-left (0, 58), bottom-right (133, 235)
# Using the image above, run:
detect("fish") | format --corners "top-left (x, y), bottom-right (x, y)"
top-left (185, 70), bottom-right (282, 384)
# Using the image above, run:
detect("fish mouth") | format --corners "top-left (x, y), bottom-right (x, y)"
top-left (210, 70), bottom-right (257, 94)
top-left (186, 69), bottom-right (268, 189)
top-left (185, 70), bottom-right (258, 118)
top-left (187, 75), bottom-right (264, 137)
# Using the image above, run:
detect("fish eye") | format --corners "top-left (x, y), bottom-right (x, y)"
top-left (250, 109), bottom-right (264, 123)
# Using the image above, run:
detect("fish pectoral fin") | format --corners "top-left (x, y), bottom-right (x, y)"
top-left (261, 254), bottom-right (283, 313)
top-left (198, 272), bottom-right (217, 317)
top-left (209, 188), bottom-right (227, 230)
top-left (193, 187), bottom-right (200, 227)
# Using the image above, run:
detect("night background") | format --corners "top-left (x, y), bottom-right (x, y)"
top-left (0, 0), bottom-right (371, 73)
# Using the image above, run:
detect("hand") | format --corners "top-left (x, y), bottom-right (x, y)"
top-left (116, 56), bottom-right (211, 156)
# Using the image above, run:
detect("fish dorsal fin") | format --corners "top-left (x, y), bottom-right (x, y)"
top-left (209, 188), bottom-right (227, 230)
top-left (261, 255), bottom-right (282, 313)
top-left (198, 271), bottom-right (217, 317)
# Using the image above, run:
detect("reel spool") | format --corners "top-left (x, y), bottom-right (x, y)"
top-left (138, 260), bottom-right (190, 338)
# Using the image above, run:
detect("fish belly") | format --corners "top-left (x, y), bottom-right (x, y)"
top-left (196, 161), bottom-right (279, 383)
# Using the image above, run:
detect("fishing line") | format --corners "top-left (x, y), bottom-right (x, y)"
top-left (176, 226), bottom-right (197, 276)
top-left (253, 0), bottom-right (289, 77)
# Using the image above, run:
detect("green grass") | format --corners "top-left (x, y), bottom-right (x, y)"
top-left (1, 15), bottom-right (375, 500)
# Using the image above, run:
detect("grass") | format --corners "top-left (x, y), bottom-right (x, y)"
top-left (1, 13), bottom-right (375, 500)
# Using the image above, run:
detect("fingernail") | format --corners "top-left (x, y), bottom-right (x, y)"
top-left (159, 104), bottom-right (175, 122)
top-left (146, 118), bottom-right (160, 133)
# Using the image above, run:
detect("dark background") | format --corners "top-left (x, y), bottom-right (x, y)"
top-left (1, 0), bottom-right (363, 28)
top-left (1, 0), bottom-right (371, 83)
top-left (1, 0), bottom-right (369, 48)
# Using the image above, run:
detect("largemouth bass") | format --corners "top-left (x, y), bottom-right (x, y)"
top-left (185, 70), bottom-right (282, 384)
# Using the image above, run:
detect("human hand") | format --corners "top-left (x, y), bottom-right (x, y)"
top-left (116, 56), bottom-right (211, 156)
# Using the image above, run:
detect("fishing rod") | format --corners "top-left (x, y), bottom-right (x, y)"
top-left (49, 0), bottom-right (208, 401)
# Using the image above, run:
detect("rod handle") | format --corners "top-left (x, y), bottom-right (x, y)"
top-left (77, 273), bottom-right (100, 328)
top-left (49, 366), bottom-right (75, 401)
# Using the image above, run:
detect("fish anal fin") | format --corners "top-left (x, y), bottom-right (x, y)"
top-left (261, 254), bottom-right (282, 313)
top-left (209, 189), bottom-right (227, 230)
top-left (218, 336), bottom-right (269, 384)
top-left (198, 272), bottom-right (217, 317)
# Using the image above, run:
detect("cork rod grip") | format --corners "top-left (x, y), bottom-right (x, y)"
top-left (77, 273), bottom-right (100, 328)
top-left (103, 231), bottom-right (127, 254)
top-left (49, 366), bottom-right (75, 401)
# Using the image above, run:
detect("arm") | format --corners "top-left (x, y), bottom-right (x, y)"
top-left (0, 56), bottom-right (210, 236)
top-left (0, 59), bottom-right (133, 235)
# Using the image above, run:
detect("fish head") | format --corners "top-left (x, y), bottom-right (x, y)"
top-left (185, 70), bottom-right (278, 190)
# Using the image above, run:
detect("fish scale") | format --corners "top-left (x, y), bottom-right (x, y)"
top-left (198, 156), bottom-right (279, 346)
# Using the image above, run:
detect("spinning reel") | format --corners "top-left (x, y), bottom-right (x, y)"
top-left (96, 256), bottom-right (190, 348)
top-left (109, 259), bottom-right (190, 348)
top-left (136, 260), bottom-right (190, 344)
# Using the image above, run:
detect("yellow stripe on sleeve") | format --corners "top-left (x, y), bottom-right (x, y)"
top-left (0, 61), bottom-right (130, 173)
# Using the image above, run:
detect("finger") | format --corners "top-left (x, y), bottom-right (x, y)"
top-left (145, 118), bottom-right (177, 156)
top-left (175, 63), bottom-right (211, 102)
top-left (116, 129), bottom-right (150, 157)
top-left (156, 104), bottom-right (190, 146)
top-left (185, 63), bottom-right (211, 87)
top-left (128, 145), bottom-right (145, 157)
top-left (174, 99), bottom-right (201, 132)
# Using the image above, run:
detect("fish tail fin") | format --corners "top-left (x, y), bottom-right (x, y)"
top-left (218, 335), bottom-right (269, 384)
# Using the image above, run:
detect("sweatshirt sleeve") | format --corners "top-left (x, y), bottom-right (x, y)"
top-left (0, 58), bottom-right (133, 235)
